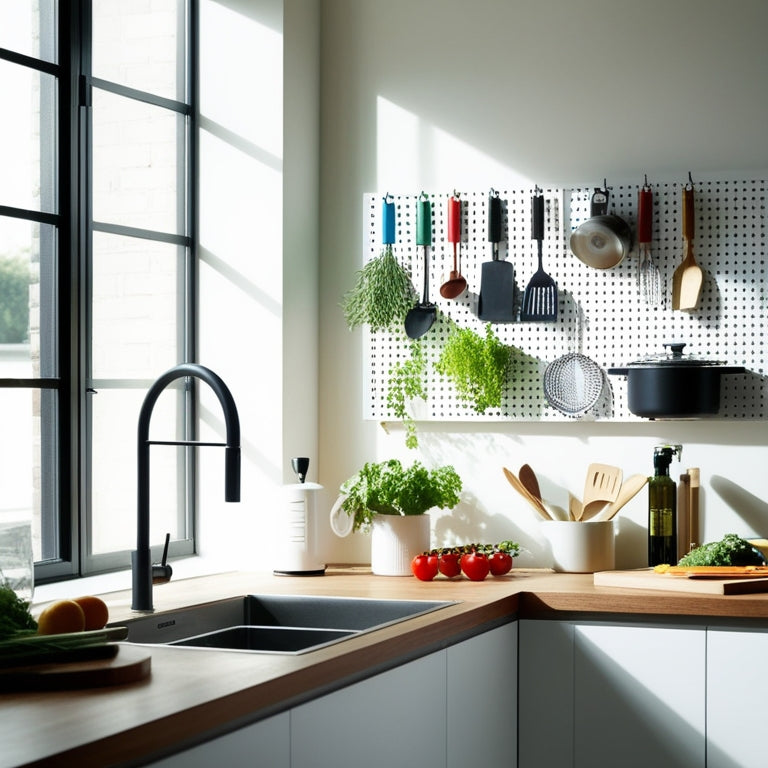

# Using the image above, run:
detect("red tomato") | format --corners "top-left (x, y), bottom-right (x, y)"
top-left (438, 551), bottom-right (462, 578)
top-left (460, 552), bottom-right (490, 581)
top-left (411, 553), bottom-right (439, 581)
top-left (488, 551), bottom-right (513, 576)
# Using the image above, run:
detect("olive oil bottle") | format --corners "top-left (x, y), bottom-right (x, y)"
top-left (648, 444), bottom-right (682, 566)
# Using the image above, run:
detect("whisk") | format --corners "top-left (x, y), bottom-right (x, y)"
top-left (637, 180), bottom-right (662, 305)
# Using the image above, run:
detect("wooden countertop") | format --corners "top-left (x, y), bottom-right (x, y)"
top-left (4, 566), bottom-right (768, 768)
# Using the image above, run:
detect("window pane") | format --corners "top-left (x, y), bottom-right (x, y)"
top-left (92, 0), bottom-right (184, 102)
top-left (90, 386), bottom-right (186, 555)
top-left (91, 232), bottom-right (183, 379)
top-left (0, 60), bottom-right (58, 213)
top-left (0, 218), bottom-right (57, 378)
top-left (0, 0), bottom-right (57, 63)
top-left (0, 387), bottom-right (58, 564)
top-left (92, 88), bottom-right (184, 233)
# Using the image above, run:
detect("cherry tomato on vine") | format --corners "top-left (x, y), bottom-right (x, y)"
top-left (488, 550), bottom-right (513, 576)
top-left (460, 551), bottom-right (490, 581)
top-left (438, 551), bottom-right (462, 578)
top-left (411, 553), bottom-right (439, 581)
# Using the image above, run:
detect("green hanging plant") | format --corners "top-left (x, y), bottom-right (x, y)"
top-left (435, 323), bottom-right (512, 414)
top-left (386, 337), bottom-right (427, 449)
top-left (341, 245), bottom-right (416, 332)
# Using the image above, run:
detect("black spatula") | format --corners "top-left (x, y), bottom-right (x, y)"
top-left (520, 188), bottom-right (558, 322)
top-left (477, 190), bottom-right (515, 323)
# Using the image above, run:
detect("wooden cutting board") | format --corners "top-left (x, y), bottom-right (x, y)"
top-left (594, 568), bottom-right (768, 595)
top-left (0, 644), bottom-right (151, 692)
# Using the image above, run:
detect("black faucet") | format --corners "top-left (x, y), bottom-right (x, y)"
top-left (132, 364), bottom-right (241, 611)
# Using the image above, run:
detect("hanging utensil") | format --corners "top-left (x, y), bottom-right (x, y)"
top-left (440, 193), bottom-right (467, 299)
top-left (637, 179), bottom-right (662, 305)
top-left (404, 194), bottom-right (437, 339)
top-left (569, 185), bottom-right (633, 269)
top-left (543, 304), bottom-right (604, 417)
top-left (592, 474), bottom-right (648, 522)
top-left (520, 187), bottom-right (558, 321)
top-left (478, 189), bottom-right (516, 322)
top-left (579, 464), bottom-right (622, 521)
top-left (671, 179), bottom-right (704, 311)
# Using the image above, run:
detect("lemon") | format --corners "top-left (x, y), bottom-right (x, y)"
top-left (37, 599), bottom-right (86, 635)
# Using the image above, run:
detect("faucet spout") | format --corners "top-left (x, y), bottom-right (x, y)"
top-left (132, 363), bottom-right (241, 611)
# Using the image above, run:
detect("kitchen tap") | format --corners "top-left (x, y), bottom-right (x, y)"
top-left (132, 363), bottom-right (241, 611)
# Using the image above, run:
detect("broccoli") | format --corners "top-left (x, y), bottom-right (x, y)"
top-left (678, 533), bottom-right (765, 567)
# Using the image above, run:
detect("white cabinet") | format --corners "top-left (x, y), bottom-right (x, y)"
top-left (147, 711), bottom-right (290, 768)
top-left (518, 619), bottom-right (574, 767)
top-left (574, 623), bottom-right (705, 768)
top-left (707, 627), bottom-right (768, 768)
top-left (519, 619), bottom-right (706, 768)
top-left (446, 622), bottom-right (517, 768)
top-left (291, 649), bottom-right (446, 768)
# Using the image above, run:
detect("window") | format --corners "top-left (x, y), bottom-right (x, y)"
top-left (0, 0), bottom-right (195, 583)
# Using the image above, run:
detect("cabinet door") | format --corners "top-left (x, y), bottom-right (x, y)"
top-left (707, 627), bottom-right (768, 768)
top-left (574, 623), bottom-right (705, 768)
top-left (291, 649), bottom-right (446, 768)
top-left (518, 619), bottom-right (575, 768)
top-left (146, 711), bottom-right (290, 768)
top-left (446, 622), bottom-right (517, 768)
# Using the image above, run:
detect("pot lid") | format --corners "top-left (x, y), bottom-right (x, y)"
top-left (627, 342), bottom-right (726, 368)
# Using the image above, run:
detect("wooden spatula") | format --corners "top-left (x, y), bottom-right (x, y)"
top-left (580, 464), bottom-right (622, 521)
top-left (671, 185), bottom-right (703, 311)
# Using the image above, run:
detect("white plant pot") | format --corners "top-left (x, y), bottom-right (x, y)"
top-left (371, 514), bottom-right (431, 576)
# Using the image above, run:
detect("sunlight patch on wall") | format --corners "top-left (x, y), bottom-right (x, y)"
top-left (376, 96), bottom-right (530, 191)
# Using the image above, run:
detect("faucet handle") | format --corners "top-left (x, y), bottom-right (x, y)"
top-left (152, 532), bottom-right (173, 585)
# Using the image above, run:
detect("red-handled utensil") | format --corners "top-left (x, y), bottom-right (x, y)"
top-left (637, 181), bottom-right (661, 305)
top-left (440, 194), bottom-right (467, 298)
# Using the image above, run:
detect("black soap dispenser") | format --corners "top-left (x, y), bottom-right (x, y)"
top-left (648, 444), bottom-right (682, 566)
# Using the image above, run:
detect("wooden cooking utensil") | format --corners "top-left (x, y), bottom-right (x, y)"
top-left (579, 464), bottom-right (622, 521)
top-left (519, 464), bottom-right (542, 502)
top-left (671, 184), bottom-right (703, 311)
top-left (503, 467), bottom-right (551, 520)
top-left (592, 474), bottom-right (648, 522)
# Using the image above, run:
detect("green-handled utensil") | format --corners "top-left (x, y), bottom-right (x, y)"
top-left (404, 194), bottom-right (437, 338)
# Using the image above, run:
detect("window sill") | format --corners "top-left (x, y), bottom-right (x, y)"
top-left (32, 555), bottom-right (239, 607)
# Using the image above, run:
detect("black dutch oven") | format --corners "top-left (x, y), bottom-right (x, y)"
top-left (608, 342), bottom-right (745, 418)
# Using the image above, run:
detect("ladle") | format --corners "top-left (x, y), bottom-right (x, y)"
top-left (440, 194), bottom-right (467, 299)
top-left (404, 195), bottom-right (437, 339)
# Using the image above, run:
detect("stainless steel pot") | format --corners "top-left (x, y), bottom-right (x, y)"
top-left (570, 187), bottom-right (632, 269)
top-left (608, 342), bottom-right (745, 418)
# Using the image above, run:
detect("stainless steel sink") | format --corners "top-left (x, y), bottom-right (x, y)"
top-left (118, 594), bottom-right (454, 655)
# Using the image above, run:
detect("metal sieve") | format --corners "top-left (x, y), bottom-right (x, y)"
top-left (543, 351), bottom-right (604, 417)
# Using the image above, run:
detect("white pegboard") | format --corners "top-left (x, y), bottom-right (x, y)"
top-left (362, 178), bottom-right (766, 422)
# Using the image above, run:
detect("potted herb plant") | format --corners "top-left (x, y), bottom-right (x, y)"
top-left (334, 459), bottom-right (462, 575)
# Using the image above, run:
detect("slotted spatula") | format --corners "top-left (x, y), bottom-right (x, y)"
top-left (520, 188), bottom-right (558, 322)
top-left (579, 464), bottom-right (622, 521)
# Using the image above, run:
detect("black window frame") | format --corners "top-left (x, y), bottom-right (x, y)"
top-left (0, 0), bottom-right (198, 585)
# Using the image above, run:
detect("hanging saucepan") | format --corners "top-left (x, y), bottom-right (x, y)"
top-left (570, 186), bottom-right (632, 269)
top-left (608, 342), bottom-right (745, 418)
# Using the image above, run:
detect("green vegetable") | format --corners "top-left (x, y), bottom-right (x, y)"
top-left (435, 323), bottom-right (512, 413)
top-left (0, 583), bottom-right (37, 640)
top-left (340, 459), bottom-right (462, 532)
top-left (678, 534), bottom-right (765, 567)
top-left (386, 337), bottom-right (427, 449)
top-left (342, 246), bottom-right (417, 332)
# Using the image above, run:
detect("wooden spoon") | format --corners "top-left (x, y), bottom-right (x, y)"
top-left (580, 464), bottom-right (622, 521)
top-left (519, 464), bottom-right (542, 502)
top-left (502, 467), bottom-right (551, 520)
top-left (671, 185), bottom-right (703, 311)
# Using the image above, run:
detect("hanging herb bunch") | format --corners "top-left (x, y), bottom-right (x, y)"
top-left (386, 336), bottom-right (427, 450)
top-left (341, 196), bottom-right (416, 332)
top-left (435, 323), bottom-right (513, 414)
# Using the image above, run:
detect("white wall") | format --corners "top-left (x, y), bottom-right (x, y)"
top-left (318, 0), bottom-right (768, 568)
top-left (196, 0), bottom-right (320, 570)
